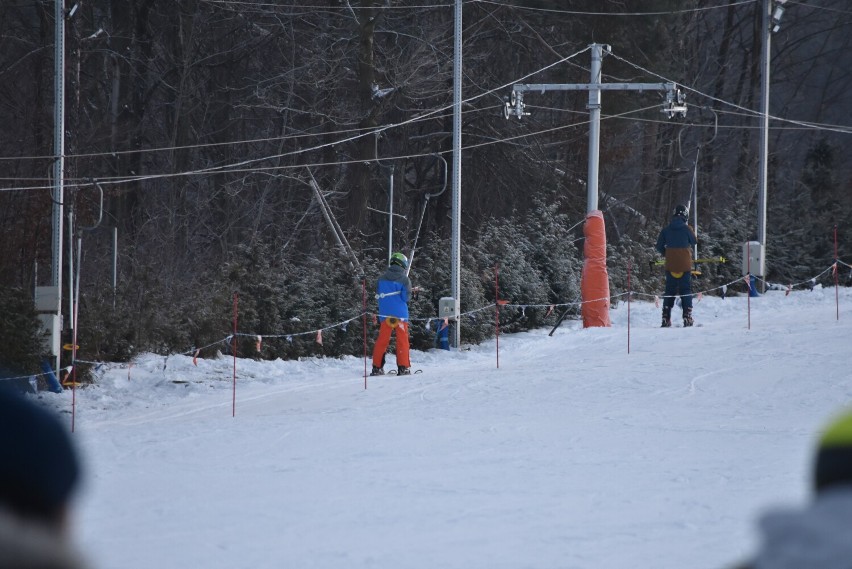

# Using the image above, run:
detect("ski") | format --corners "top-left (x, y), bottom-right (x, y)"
top-left (365, 369), bottom-right (422, 377)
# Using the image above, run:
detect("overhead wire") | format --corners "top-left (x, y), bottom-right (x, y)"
top-left (0, 122), bottom-right (426, 163)
top-left (197, 0), bottom-right (758, 16)
top-left (0, 44), bottom-right (595, 193)
top-left (785, 1), bottom-right (852, 17)
top-left (198, 0), bottom-right (454, 10)
top-left (472, 0), bottom-right (758, 17)
top-left (605, 50), bottom-right (852, 135)
top-left (0, 98), bottom-right (671, 194)
top-left (0, 102), bottom-right (667, 193)
top-left (4, 24), bottom-right (852, 193)
top-left (1, 45), bottom-right (595, 173)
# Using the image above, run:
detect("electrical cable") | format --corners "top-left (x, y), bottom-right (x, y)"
top-left (605, 50), bottom-right (852, 135)
top-left (1, 45), bottom-right (595, 192)
top-left (473, 0), bottom-right (758, 17)
top-left (4, 42), bottom-right (852, 194)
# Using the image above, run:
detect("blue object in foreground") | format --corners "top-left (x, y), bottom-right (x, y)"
top-left (434, 320), bottom-right (450, 351)
top-left (40, 359), bottom-right (63, 393)
top-left (748, 275), bottom-right (760, 297)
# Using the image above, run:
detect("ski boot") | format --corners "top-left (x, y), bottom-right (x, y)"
top-left (370, 366), bottom-right (384, 376)
top-left (661, 307), bottom-right (672, 328)
top-left (397, 366), bottom-right (411, 376)
top-left (683, 307), bottom-right (694, 327)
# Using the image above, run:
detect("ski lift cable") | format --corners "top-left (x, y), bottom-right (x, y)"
top-left (77, 179), bottom-right (105, 232)
top-left (676, 110), bottom-right (718, 260)
top-left (407, 154), bottom-right (448, 277)
top-left (306, 168), bottom-right (364, 278)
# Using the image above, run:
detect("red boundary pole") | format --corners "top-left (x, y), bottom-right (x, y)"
top-left (232, 292), bottom-right (238, 417)
top-left (363, 277), bottom-right (368, 389)
top-left (835, 225), bottom-right (840, 321)
top-left (71, 311), bottom-right (77, 433)
top-left (627, 259), bottom-right (631, 354)
top-left (747, 242), bottom-right (751, 330)
top-left (495, 263), bottom-right (500, 369)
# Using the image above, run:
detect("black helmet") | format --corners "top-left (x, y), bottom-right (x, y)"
top-left (673, 204), bottom-right (689, 219)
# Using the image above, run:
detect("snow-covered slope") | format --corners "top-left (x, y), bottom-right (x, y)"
top-left (45, 287), bottom-right (852, 569)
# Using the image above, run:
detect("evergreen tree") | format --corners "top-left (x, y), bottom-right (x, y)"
top-left (0, 288), bottom-right (47, 375)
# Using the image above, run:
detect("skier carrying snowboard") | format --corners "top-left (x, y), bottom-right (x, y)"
top-left (371, 252), bottom-right (414, 376)
top-left (656, 204), bottom-right (697, 327)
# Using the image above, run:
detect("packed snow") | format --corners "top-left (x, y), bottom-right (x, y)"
top-left (38, 286), bottom-right (852, 569)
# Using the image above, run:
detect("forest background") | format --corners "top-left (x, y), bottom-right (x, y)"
top-left (1, 0), bottom-right (851, 370)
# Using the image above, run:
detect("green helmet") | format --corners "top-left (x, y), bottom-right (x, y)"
top-left (390, 252), bottom-right (408, 269)
top-left (814, 410), bottom-right (852, 492)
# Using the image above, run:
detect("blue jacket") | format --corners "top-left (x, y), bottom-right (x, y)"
top-left (656, 216), bottom-right (697, 273)
top-left (376, 264), bottom-right (411, 321)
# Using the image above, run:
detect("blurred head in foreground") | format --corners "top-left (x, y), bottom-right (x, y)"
top-left (736, 409), bottom-right (852, 569)
top-left (814, 410), bottom-right (852, 493)
top-left (0, 387), bottom-right (88, 568)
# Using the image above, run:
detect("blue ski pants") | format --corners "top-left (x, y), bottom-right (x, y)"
top-left (663, 271), bottom-right (693, 310)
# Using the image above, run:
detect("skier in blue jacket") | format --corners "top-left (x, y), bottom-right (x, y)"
top-left (656, 204), bottom-right (697, 327)
top-left (371, 252), bottom-right (413, 376)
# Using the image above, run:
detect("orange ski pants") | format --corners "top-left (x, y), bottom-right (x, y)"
top-left (372, 318), bottom-right (410, 368)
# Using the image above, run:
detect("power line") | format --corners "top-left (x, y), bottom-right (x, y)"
top-left (605, 50), bottom-right (852, 134)
top-left (473, 0), bottom-right (758, 17)
top-left (4, 45), bottom-right (852, 193)
top-left (0, 101), bottom-right (660, 193)
top-left (189, 0), bottom-right (762, 16)
top-left (1, 45), bottom-right (595, 191)
top-left (1, 44), bottom-right (593, 165)
top-left (3, 100), bottom-right (850, 193)
top-left (198, 0), bottom-right (453, 10)
top-left (786, 1), bottom-right (852, 17)
top-left (0, 114), bottom-right (454, 164)
top-left (4, 91), bottom-right (850, 195)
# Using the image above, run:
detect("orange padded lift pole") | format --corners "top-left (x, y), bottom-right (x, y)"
top-left (581, 210), bottom-right (611, 328)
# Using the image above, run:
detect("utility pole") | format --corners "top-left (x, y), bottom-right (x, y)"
top-left (587, 44), bottom-right (603, 211)
top-left (505, 44), bottom-right (687, 213)
top-left (40, 0), bottom-right (67, 373)
top-left (387, 164), bottom-right (394, 265)
top-left (505, 44), bottom-right (686, 326)
top-left (757, 0), bottom-right (788, 285)
top-left (450, 0), bottom-right (462, 348)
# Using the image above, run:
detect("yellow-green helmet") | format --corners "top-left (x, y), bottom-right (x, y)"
top-left (390, 252), bottom-right (408, 269)
top-left (814, 410), bottom-right (852, 492)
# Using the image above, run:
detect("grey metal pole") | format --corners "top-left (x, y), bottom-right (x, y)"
top-left (67, 209), bottom-right (74, 336)
top-left (113, 227), bottom-right (118, 308)
top-left (693, 151), bottom-right (700, 260)
top-left (757, 0), bottom-right (770, 276)
top-left (388, 165), bottom-right (394, 264)
top-left (51, 0), bottom-right (66, 371)
top-left (586, 44), bottom-right (603, 213)
top-left (450, 0), bottom-right (462, 348)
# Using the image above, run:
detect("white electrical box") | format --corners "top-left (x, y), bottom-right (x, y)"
top-left (37, 313), bottom-right (61, 358)
top-left (742, 241), bottom-right (765, 276)
top-left (438, 297), bottom-right (458, 320)
top-left (35, 286), bottom-right (60, 312)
